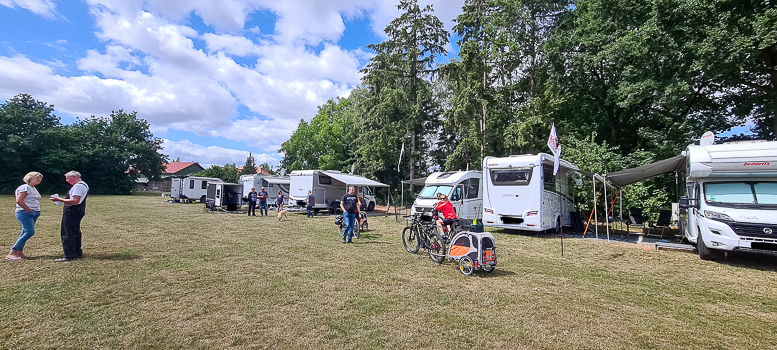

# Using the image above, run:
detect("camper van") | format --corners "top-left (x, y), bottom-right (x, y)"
top-left (289, 170), bottom-right (384, 213)
top-left (679, 141), bottom-right (777, 260)
top-left (482, 154), bottom-right (580, 232)
top-left (206, 182), bottom-right (243, 210)
top-left (171, 176), bottom-right (223, 202)
top-left (410, 171), bottom-right (483, 222)
top-left (239, 174), bottom-right (291, 207)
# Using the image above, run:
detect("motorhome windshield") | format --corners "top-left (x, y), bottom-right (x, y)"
top-left (489, 168), bottom-right (532, 186)
top-left (704, 182), bottom-right (777, 208)
top-left (418, 185), bottom-right (453, 199)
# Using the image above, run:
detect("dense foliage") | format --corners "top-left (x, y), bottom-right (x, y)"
top-left (279, 0), bottom-right (776, 215)
top-left (0, 94), bottom-right (167, 195)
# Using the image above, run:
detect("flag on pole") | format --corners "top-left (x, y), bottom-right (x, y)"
top-left (547, 124), bottom-right (561, 175)
top-left (397, 141), bottom-right (405, 172)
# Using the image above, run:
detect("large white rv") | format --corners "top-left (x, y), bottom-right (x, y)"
top-left (482, 154), bottom-right (580, 232)
top-left (289, 170), bottom-right (386, 212)
top-left (171, 176), bottom-right (223, 202)
top-left (206, 182), bottom-right (244, 210)
top-left (410, 171), bottom-right (483, 222)
top-left (239, 174), bottom-right (290, 206)
top-left (679, 141), bottom-right (777, 260)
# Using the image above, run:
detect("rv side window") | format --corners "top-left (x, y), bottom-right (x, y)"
top-left (319, 175), bottom-right (331, 185)
top-left (466, 179), bottom-right (479, 199)
top-left (364, 187), bottom-right (373, 196)
top-left (201, 181), bottom-right (208, 189)
top-left (262, 179), bottom-right (269, 187)
top-left (490, 169), bottom-right (532, 186)
top-left (543, 164), bottom-right (555, 191)
top-left (189, 180), bottom-right (195, 189)
top-left (451, 186), bottom-right (463, 201)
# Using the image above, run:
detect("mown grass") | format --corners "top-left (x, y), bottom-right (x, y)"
top-left (1, 195), bottom-right (777, 349)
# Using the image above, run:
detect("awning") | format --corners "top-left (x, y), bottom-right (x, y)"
top-left (326, 172), bottom-right (389, 187)
top-left (264, 176), bottom-right (290, 185)
top-left (605, 155), bottom-right (686, 188)
top-left (401, 177), bottom-right (427, 186)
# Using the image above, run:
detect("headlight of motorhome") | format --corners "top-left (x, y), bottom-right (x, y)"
top-left (704, 210), bottom-right (732, 222)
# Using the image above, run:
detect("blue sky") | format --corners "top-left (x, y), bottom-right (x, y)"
top-left (0, 0), bottom-right (464, 167)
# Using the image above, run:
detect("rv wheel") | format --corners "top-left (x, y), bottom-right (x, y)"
top-left (199, 195), bottom-right (206, 203)
top-left (697, 231), bottom-right (724, 261)
top-left (368, 202), bottom-right (375, 211)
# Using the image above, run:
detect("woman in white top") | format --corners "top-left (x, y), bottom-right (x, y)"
top-left (6, 171), bottom-right (43, 261)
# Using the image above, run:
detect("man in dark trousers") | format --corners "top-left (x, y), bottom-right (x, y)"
top-left (306, 190), bottom-right (315, 218)
top-left (247, 187), bottom-right (258, 216)
top-left (257, 187), bottom-right (269, 216)
top-left (50, 171), bottom-right (89, 262)
top-left (339, 186), bottom-right (360, 243)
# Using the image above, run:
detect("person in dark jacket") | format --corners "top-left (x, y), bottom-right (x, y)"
top-left (306, 190), bottom-right (315, 218)
top-left (339, 186), bottom-right (360, 243)
top-left (247, 188), bottom-right (258, 216)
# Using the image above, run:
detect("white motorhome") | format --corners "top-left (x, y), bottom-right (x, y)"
top-left (482, 154), bottom-right (580, 232)
top-left (239, 174), bottom-right (291, 206)
top-left (679, 141), bottom-right (777, 260)
top-left (171, 176), bottom-right (223, 202)
top-left (289, 170), bottom-right (386, 212)
top-left (410, 171), bottom-right (483, 222)
top-left (206, 182), bottom-right (243, 210)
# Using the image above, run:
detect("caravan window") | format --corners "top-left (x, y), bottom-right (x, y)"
top-left (418, 185), bottom-right (453, 199)
top-left (450, 186), bottom-right (463, 201)
top-left (189, 180), bottom-right (195, 189)
top-left (319, 175), bottom-right (332, 185)
top-left (201, 181), bottom-right (208, 189)
top-left (466, 179), bottom-right (479, 199)
top-left (489, 169), bottom-right (532, 186)
top-left (364, 187), bottom-right (373, 196)
top-left (543, 164), bottom-right (555, 191)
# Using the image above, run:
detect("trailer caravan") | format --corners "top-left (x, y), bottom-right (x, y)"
top-left (239, 174), bottom-right (291, 206)
top-left (482, 154), bottom-right (580, 232)
top-left (289, 170), bottom-right (385, 212)
top-left (410, 171), bottom-right (483, 222)
top-left (206, 183), bottom-right (243, 210)
top-left (679, 141), bottom-right (777, 260)
top-left (171, 176), bottom-right (223, 202)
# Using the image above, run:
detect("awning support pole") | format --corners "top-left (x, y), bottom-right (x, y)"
top-left (604, 176), bottom-right (610, 241)
top-left (593, 174), bottom-right (598, 240)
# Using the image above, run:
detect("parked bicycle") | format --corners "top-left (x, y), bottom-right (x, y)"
top-left (335, 214), bottom-right (361, 239)
top-left (402, 213), bottom-right (446, 263)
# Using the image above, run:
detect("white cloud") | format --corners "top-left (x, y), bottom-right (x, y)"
top-left (0, 0), bottom-right (57, 18)
top-left (162, 139), bottom-right (277, 167)
top-left (202, 33), bottom-right (260, 56)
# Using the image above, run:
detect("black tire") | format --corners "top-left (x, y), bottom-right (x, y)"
top-left (482, 264), bottom-right (495, 273)
top-left (402, 226), bottom-right (420, 254)
top-left (353, 221), bottom-right (360, 239)
top-left (428, 231), bottom-right (446, 264)
top-left (338, 224), bottom-right (344, 237)
top-left (313, 208), bottom-right (320, 214)
top-left (368, 202), bottom-right (375, 211)
top-left (697, 230), bottom-right (723, 261)
top-left (199, 195), bottom-right (206, 203)
top-left (459, 256), bottom-right (474, 276)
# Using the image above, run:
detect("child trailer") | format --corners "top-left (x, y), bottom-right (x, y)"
top-left (431, 231), bottom-right (497, 276)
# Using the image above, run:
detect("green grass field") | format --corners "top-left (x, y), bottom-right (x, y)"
top-left (1, 195), bottom-right (777, 349)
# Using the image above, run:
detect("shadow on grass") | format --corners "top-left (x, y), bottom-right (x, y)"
top-left (716, 251), bottom-right (777, 271)
top-left (88, 251), bottom-right (142, 261)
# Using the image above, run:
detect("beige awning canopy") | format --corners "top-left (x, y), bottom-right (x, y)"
top-left (605, 155), bottom-right (686, 188)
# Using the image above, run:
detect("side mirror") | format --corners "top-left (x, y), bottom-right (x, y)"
top-left (678, 196), bottom-right (699, 210)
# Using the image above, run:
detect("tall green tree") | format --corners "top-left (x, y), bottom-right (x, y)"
top-left (195, 163), bottom-right (239, 183)
top-left (360, 0), bottom-right (449, 187)
top-left (240, 152), bottom-right (257, 175)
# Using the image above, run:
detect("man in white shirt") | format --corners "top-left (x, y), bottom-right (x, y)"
top-left (50, 171), bottom-right (89, 262)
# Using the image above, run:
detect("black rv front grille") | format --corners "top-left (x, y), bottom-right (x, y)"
top-left (728, 223), bottom-right (777, 238)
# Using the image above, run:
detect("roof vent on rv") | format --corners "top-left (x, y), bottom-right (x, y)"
top-left (436, 172), bottom-right (456, 179)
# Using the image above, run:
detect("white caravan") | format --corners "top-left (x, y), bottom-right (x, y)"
top-left (482, 154), bottom-right (580, 232)
top-left (171, 176), bottom-right (223, 202)
top-left (239, 174), bottom-right (291, 207)
top-left (679, 141), bottom-right (777, 260)
top-left (410, 171), bottom-right (483, 222)
top-left (206, 183), bottom-right (244, 210)
top-left (289, 170), bottom-right (385, 212)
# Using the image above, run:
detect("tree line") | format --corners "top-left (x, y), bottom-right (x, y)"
top-left (0, 94), bottom-right (167, 195)
top-left (280, 0), bottom-right (775, 214)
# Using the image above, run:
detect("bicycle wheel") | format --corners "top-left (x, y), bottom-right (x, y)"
top-left (353, 220), bottom-right (360, 239)
top-left (402, 226), bottom-right (420, 254)
top-left (338, 224), bottom-right (344, 237)
top-left (459, 256), bottom-right (474, 276)
top-left (428, 231), bottom-right (446, 264)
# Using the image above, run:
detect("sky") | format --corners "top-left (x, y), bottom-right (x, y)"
top-left (0, 0), bottom-right (465, 168)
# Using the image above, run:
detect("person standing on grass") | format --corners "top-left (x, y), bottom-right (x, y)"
top-left (306, 190), bottom-right (315, 218)
top-left (6, 172), bottom-right (43, 261)
top-left (340, 186), bottom-right (360, 244)
top-left (247, 187), bottom-right (258, 216)
top-left (50, 171), bottom-right (89, 262)
top-left (275, 190), bottom-right (285, 212)
top-left (258, 187), bottom-right (269, 216)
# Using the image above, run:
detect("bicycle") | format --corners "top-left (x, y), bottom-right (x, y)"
top-left (402, 214), bottom-right (446, 263)
top-left (335, 214), bottom-right (360, 239)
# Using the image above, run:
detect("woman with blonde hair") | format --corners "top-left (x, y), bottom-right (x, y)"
top-left (6, 171), bottom-right (43, 261)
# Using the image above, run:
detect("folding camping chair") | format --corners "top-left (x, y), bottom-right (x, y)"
top-left (626, 207), bottom-right (647, 235)
top-left (647, 209), bottom-right (672, 239)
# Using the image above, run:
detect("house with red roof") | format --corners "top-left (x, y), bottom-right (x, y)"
top-left (138, 162), bottom-right (205, 192)
top-left (237, 166), bottom-right (271, 175)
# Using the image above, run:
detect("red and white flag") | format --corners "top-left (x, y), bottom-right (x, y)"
top-left (547, 124), bottom-right (561, 175)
